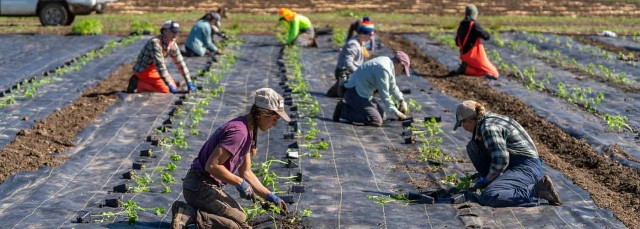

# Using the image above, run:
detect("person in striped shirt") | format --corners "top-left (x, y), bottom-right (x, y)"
top-left (126, 20), bottom-right (196, 94)
top-left (454, 100), bottom-right (561, 207)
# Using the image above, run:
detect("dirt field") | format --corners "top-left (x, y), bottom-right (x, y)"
top-left (109, 0), bottom-right (640, 16)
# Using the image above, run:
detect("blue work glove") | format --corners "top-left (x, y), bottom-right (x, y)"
top-left (266, 193), bottom-right (289, 215)
top-left (187, 82), bottom-right (197, 92)
top-left (473, 177), bottom-right (490, 189)
top-left (168, 84), bottom-right (178, 93)
top-left (236, 179), bottom-right (254, 200)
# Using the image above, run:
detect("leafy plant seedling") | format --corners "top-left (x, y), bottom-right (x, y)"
top-left (301, 208), bottom-right (313, 217)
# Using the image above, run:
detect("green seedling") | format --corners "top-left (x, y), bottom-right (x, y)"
top-left (162, 185), bottom-right (172, 193)
top-left (162, 172), bottom-right (176, 183)
top-left (603, 114), bottom-right (632, 132)
top-left (167, 162), bottom-right (178, 172)
top-left (305, 127), bottom-right (321, 140)
top-left (135, 173), bottom-right (153, 187)
top-left (366, 195), bottom-right (397, 206)
top-left (244, 202), bottom-right (267, 222)
top-left (151, 207), bottom-right (166, 216)
top-left (312, 149), bottom-right (322, 158)
top-left (440, 173), bottom-right (458, 186)
top-left (316, 141), bottom-right (329, 150)
top-left (170, 154), bottom-right (182, 161)
top-left (456, 174), bottom-right (476, 190)
top-left (301, 208), bottom-right (313, 217)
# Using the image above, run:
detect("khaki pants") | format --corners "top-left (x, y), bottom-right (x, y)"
top-left (294, 27), bottom-right (316, 47)
top-left (182, 169), bottom-right (251, 229)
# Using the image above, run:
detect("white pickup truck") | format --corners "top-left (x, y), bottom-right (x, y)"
top-left (0, 0), bottom-right (111, 26)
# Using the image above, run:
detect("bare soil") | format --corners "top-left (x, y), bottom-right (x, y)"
top-left (379, 32), bottom-right (640, 229)
top-left (108, 0), bottom-right (640, 16)
top-left (0, 63), bottom-right (134, 183)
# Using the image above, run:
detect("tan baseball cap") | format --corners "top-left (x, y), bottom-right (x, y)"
top-left (453, 100), bottom-right (478, 131)
top-left (255, 88), bottom-right (290, 122)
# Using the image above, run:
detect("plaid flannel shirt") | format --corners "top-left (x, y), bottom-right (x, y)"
top-left (133, 35), bottom-right (191, 86)
top-left (475, 112), bottom-right (539, 177)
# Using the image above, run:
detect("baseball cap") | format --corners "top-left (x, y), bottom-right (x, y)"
top-left (394, 51), bottom-right (411, 77)
top-left (453, 100), bottom-right (478, 131)
top-left (209, 12), bottom-right (222, 22)
top-left (161, 20), bottom-right (181, 33)
top-left (254, 88), bottom-right (290, 122)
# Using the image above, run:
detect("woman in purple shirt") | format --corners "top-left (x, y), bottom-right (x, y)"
top-left (171, 88), bottom-right (290, 229)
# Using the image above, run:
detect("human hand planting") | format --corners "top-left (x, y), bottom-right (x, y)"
top-left (236, 179), bottom-right (254, 200)
top-left (187, 82), bottom-right (197, 92)
top-left (168, 84), bottom-right (179, 93)
top-left (395, 110), bottom-right (407, 120)
top-left (266, 193), bottom-right (289, 216)
top-left (473, 177), bottom-right (490, 189)
top-left (399, 100), bottom-right (408, 114)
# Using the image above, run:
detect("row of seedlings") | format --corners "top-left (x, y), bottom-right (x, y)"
top-left (393, 108), bottom-right (473, 205)
top-left (492, 33), bottom-right (633, 132)
top-left (243, 45), bottom-right (326, 228)
top-left (0, 36), bottom-right (142, 108)
top-left (511, 32), bottom-right (634, 85)
top-left (428, 32), bottom-right (632, 133)
top-left (76, 32), bottom-right (244, 225)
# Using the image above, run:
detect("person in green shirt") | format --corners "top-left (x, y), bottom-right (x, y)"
top-left (278, 8), bottom-right (317, 47)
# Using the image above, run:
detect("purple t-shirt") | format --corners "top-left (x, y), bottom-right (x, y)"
top-left (191, 116), bottom-right (253, 186)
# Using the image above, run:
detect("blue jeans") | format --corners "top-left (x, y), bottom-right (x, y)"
top-left (466, 140), bottom-right (542, 207)
top-left (341, 88), bottom-right (385, 126)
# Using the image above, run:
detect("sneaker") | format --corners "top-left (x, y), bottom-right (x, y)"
top-left (333, 100), bottom-right (345, 122)
top-left (171, 201), bottom-right (195, 229)
top-left (536, 175), bottom-right (562, 206)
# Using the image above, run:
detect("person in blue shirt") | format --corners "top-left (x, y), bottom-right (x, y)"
top-left (332, 51), bottom-right (411, 126)
top-left (185, 12), bottom-right (224, 57)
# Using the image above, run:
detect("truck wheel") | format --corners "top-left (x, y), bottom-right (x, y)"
top-left (96, 3), bottom-right (107, 14)
top-left (64, 14), bottom-right (76, 26)
top-left (39, 3), bottom-right (69, 26)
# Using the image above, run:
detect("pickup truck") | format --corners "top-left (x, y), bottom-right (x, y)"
top-left (0, 0), bottom-right (111, 26)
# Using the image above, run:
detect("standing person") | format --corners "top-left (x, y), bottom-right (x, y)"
top-left (126, 20), bottom-right (196, 93)
top-left (185, 12), bottom-right (223, 57)
top-left (332, 51), bottom-right (411, 127)
top-left (448, 5), bottom-right (499, 86)
top-left (346, 16), bottom-right (376, 52)
top-left (171, 88), bottom-right (291, 229)
top-left (454, 100), bottom-right (561, 207)
top-left (278, 8), bottom-right (316, 47)
top-left (326, 18), bottom-right (375, 98)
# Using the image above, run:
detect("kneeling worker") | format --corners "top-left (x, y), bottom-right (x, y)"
top-left (332, 51), bottom-right (411, 126)
top-left (127, 20), bottom-right (197, 93)
top-left (454, 100), bottom-right (561, 207)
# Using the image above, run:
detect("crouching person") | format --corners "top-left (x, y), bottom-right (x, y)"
top-left (454, 100), bottom-right (561, 207)
top-left (127, 20), bottom-right (197, 93)
top-left (171, 88), bottom-right (290, 229)
top-left (332, 51), bottom-right (411, 126)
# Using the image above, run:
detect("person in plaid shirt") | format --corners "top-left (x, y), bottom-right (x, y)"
top-left (126, 20), bottom-right (196, 93)
top-left (454, 100), bottom-right (561, 207)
